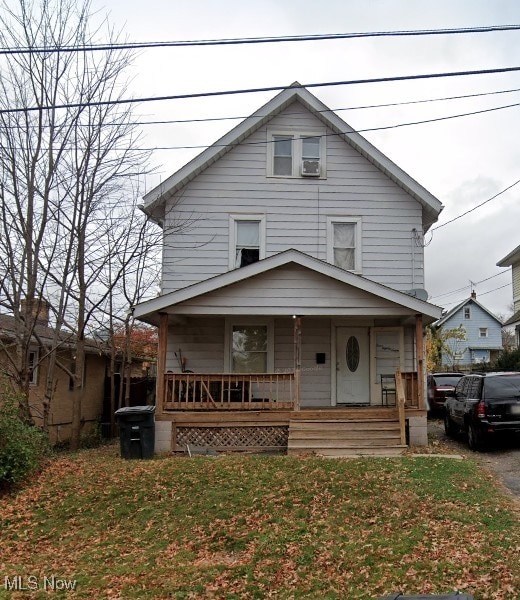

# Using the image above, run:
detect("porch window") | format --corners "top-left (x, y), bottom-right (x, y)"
top-left (326, 217), bottom-right (362, 272)
top-left (374, 330), bottom-right (401, 383)
top-left (232, 325), bottom-right (268, 373)
top-left (229, 215), bottom-right (265, 269)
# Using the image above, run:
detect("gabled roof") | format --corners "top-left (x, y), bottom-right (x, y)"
top-left (133, 249), bottom-right (442, 324)
top-left (503, 309), bottom-right (520, 328)
top-left (141, 83), bottom-right (443, 229)
top-left (435, 296), bottom-right (503, 328)
top-left (497, 243), bottom-right (520, 267)
top-left (0, 313), bottom-right (102, 354)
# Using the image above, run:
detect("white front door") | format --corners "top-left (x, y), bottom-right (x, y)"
top-left (336, 327), bottom-right (370, 405)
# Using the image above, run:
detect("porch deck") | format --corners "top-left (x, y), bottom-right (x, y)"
top-left (157, 371), bottom-right (424, 455)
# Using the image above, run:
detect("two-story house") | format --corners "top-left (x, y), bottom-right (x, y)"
top-left (497, 243), bottom-right (520, 347)
top-left (134, 83), bottom-right (443, 455)
top-left (434, 292), bottom-right (503, 369)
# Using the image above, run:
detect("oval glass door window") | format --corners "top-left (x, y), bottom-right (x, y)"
top-left (346, 336), bottom-right (360, 372)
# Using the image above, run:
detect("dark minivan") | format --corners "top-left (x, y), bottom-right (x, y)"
top-left (444, 372), bottom-right (520, 450)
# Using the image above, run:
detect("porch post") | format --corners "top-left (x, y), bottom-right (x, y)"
top-left (293, 316), bottom-right (302, 411)
top-left (415, 314), bottom-right (425, 410)
top-left (156, 312), bottom-right (169, 416)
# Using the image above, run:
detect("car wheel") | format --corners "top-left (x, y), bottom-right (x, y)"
top-left (467, 422), bottom-right (486, 451)
top-left (444, 412), bottom-right (458, 437)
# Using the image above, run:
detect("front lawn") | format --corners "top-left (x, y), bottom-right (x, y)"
top-left (1, 445), bottom-right (518, 599)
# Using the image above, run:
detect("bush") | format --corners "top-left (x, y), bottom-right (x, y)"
top-left (0, 394), bottom-right (51, 487)
top-left (494, 348), bottom-right (520, 371)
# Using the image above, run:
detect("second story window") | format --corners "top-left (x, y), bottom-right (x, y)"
top-left (273, 135), bottom-right (293, 176)
top-left (479, 327), bottom-right (488, 338)
top-left (229, 215), bottom-right (265, 269)
top-left (268, 129), bottom-right (325, 178)
top-left (464, 307), bottom-right (471, 319)
top-left (326, 217), bottom-right (362, 273)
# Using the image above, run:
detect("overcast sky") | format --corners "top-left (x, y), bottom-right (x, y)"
top-left (91, 0), bottom-right (520, 319)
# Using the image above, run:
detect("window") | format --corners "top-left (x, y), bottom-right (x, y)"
top-left (231, 325), bottom-right (268, 373)
top-left (374, 330), bottom-right (401, 383)
top-left (464, 307), bottom-right (471, 319)
top-left (268, 130), bottom-right (325, 177)
top-left (229, 215), bottom-right (265, 269)
top-left (28, 349), bottom-right (38, 385)
top-left (479, 327), bottom-right (488, 338)
top-left (273, 135), bottom-right (293, 176)
top-left (326, 217), bottom-right (362, 272)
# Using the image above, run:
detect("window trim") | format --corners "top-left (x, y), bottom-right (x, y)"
top-left (224, 317), bottom-right (274, 372)
top-left (479, 327), bottom-right (489, 338)
top-left (228, 214), bottom-right (266, 270)
top-left (267, 128), bottom-right (326, 179)
top-left (326, 216), bottom-right (362, 273)
top-left (28, 349), bottom-right (39, 386)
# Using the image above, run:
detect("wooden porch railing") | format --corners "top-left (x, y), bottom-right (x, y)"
top-left (399, 371), bottom-right (420, 409)
top-left (396, 370), bottom-right (422, 445)
top-left (163, 372), bottom-right (295, 411)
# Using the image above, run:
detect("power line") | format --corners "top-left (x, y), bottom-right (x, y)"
top-left (3, 66), bottom-right (520, 115)
top-left (441, 283), bottom-right (512, 308)
top-left (429, 269), bottom-right (511, 300)
top-left (5, 85), bottom-right (520, 130)
top-left (2, 24), bottom-right (520, 55)
top-left (135, 100), bottom-right (520, 151)
top-left (431, 177), bottom-right (520, 232)
top-left (4, 98), bottom-right (518, 153)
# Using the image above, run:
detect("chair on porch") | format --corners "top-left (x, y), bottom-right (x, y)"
top-left (380, 374), bottom-right (397, 406)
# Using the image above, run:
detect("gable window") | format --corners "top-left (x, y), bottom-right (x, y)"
top-left (229, 215), bottom-right (265, 269)
top-left (273, 135), bottom-right (293, 176)
top-left (268, 130), bottom-right (325, 178)
top-left (326, 217), bottom-right (362, 272)
top-left (479, 327), bottom-right (488, 338)
top-left (464, 307), bottom-right (471, 319)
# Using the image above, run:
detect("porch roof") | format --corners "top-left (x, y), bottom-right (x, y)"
top-left (134, 250), bottom-right (442, 325)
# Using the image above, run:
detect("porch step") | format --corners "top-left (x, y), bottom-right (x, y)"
top-left (287, 419), bottom-right (406, 457)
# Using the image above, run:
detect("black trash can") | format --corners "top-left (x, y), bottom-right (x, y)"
top-left (378, 594), bottom-right (474, 600)
top-left (115, 405), bottom-right (156, 459)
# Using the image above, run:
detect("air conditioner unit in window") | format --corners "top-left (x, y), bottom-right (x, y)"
top-left (301, 159), bottom-right (320, 176)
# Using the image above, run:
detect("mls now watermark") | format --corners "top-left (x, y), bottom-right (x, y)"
top-left (4, 575), bottom-right (77, 592)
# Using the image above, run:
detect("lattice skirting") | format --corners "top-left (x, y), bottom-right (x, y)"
top-left (174, 426), bottom-right (289, 451)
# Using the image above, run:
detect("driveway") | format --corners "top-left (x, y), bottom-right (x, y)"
top-left (427, 418), bottom-right (520, 500)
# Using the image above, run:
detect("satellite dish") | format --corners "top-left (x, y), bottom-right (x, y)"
top-left (405, 289), bottom-right (429, 302)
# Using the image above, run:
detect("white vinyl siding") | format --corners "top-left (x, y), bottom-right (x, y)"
top-left (161, 101), bottom-right (425, 294)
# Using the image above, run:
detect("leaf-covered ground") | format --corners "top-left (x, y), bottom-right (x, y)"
top-left (1, 445), bottom-right (519, 599)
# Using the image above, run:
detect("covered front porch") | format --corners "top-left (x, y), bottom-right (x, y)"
top-left (134, 251), bottom-right (441, 454)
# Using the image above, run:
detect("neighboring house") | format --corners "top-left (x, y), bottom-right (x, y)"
top-left (434, 292), bottom-right (503, 369)
top-left (134, 82), bottom-right (444, 455)
top-left (497, 243), bottom-right (520, 347)
top-left (0, 308), bottom-right (106, 444)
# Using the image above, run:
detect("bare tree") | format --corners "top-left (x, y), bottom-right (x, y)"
top-left (0, 0), bottom-right (152, 446)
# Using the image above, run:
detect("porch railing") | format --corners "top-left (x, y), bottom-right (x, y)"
top-left (163, 372), bottom-right (295, 411)
top-left (399, 371), bottom-right (420, 409)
